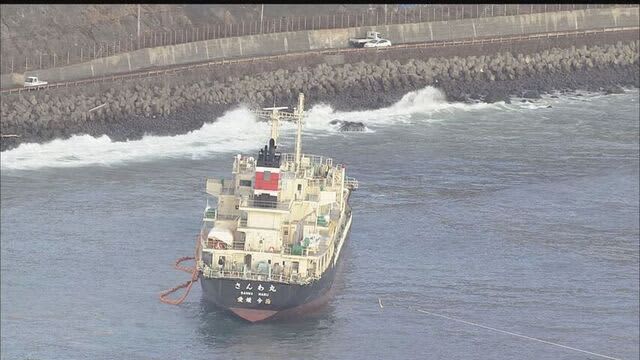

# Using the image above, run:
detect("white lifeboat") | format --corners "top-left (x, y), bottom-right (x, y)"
top-left (207, 227), bottom-right (234, 246)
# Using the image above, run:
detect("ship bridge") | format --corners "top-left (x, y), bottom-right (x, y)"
top-left (198, 93), bottom-right (356, 286)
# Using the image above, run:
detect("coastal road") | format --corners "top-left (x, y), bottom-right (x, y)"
top-left (1, 26), bottom-right (637, 96)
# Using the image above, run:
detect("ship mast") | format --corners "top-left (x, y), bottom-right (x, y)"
top-left (294, 93), bottom-right (304, 172)
top-left (251, 93), bottom-right (306, 170)
top-left (260, 106), bottom-right (288, 144)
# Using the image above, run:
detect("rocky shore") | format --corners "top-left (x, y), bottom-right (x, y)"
top-left (1, 40), bottom-right (638, 152)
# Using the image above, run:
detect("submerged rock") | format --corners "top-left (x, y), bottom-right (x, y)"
top-left (330, 119), bottom-right (366, 132)
top-left (483, 89), bottom-right (510, 104)
top-left (604, 85), bottom-right (625, 94)
top-left (522, 89), bottom-right (542, 99)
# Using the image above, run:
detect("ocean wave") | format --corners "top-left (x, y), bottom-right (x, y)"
top-left (304, 86), bottom-right (500, 130)
top-left (4, 85), bottom-right (611, 171)
top-left (1, 107), bottom-right (270, 170)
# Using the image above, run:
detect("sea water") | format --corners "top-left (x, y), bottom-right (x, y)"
top-left (1, 87), bottom-right (638, 359)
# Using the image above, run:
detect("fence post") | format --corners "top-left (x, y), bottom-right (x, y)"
top-left (94, 43), bottom-right (96, 59)
top-left (80, 47), bottom-right (83, 62)
top-left (67, 51), bottom-right (70, 65)
top-left (11, 57), bottom-right (14, 73)
top-left (53, 53), bottom-right (56, 68)
top-left (39, 53), bottom-right (42, 69)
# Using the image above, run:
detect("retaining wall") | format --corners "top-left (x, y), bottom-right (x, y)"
top-left (2, 6), bottom-right (637, 89)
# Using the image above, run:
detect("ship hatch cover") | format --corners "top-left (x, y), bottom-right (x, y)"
top-left (207, 228), bottom-right (234, 246)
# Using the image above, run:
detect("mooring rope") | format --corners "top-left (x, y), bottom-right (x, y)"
top-left (159, 237), bottom-right (201, 305)
top-left (380, 299), bottom-right (622, 360)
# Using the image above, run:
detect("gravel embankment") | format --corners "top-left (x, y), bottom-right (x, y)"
top-left (1, 40), bottom-right (638, 152)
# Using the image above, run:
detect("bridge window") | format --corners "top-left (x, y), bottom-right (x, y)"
top-left (240, 180), bottom-right (252, 187)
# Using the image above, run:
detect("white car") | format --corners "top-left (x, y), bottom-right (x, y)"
top-left (364, 39), bottom-right (392, 48)
top-left (24, 76), bottom-right (48, 87)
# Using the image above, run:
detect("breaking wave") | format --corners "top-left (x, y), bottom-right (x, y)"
top-left (2, 86), bottom-right (499, 171)
top-left (1, 107), bottom-right (269, 171)
top-left (304, 86), bottom-right (501, 130)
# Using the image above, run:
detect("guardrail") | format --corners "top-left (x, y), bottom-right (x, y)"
top-left (2, 26), bottom-right (638, 95)
top-left (3, 4), bottom-right (632, 75)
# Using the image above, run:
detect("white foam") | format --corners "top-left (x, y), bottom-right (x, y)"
top-left (0, 86), bottom-right (514, 171)
top-left (1, 107), bottom-right (270, 171)
top-left (304, 86), bottom-right (501, 130)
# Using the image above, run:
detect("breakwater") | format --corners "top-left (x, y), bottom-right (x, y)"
top-left (1, 39), bottom-right (638, 151)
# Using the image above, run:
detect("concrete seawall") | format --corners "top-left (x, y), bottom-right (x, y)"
top-left (3, 6), bottom-right (637, 88)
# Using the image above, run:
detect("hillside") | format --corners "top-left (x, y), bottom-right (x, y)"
top-left (0, 4), bottom-right (379, 59)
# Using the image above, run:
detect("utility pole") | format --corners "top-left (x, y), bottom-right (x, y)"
top-left (137, 4), bottom-right (141, 38)
top-left (260, 4), bottom-right (264, 33)
top-left (384, 4), bottom-right (388, 24)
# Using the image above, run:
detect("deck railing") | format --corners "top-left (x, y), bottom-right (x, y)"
top-left (240, 198), bottom-right (291, 211)
top-left (200, 264), bottom-right (318, 285)
top-left (216, 214), bottom-right (239, 221)
top-left (281, 153), bottom-right (334, 167)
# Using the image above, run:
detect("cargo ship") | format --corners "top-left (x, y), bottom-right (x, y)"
top-left (196, 93), bottom-right (358, 322)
